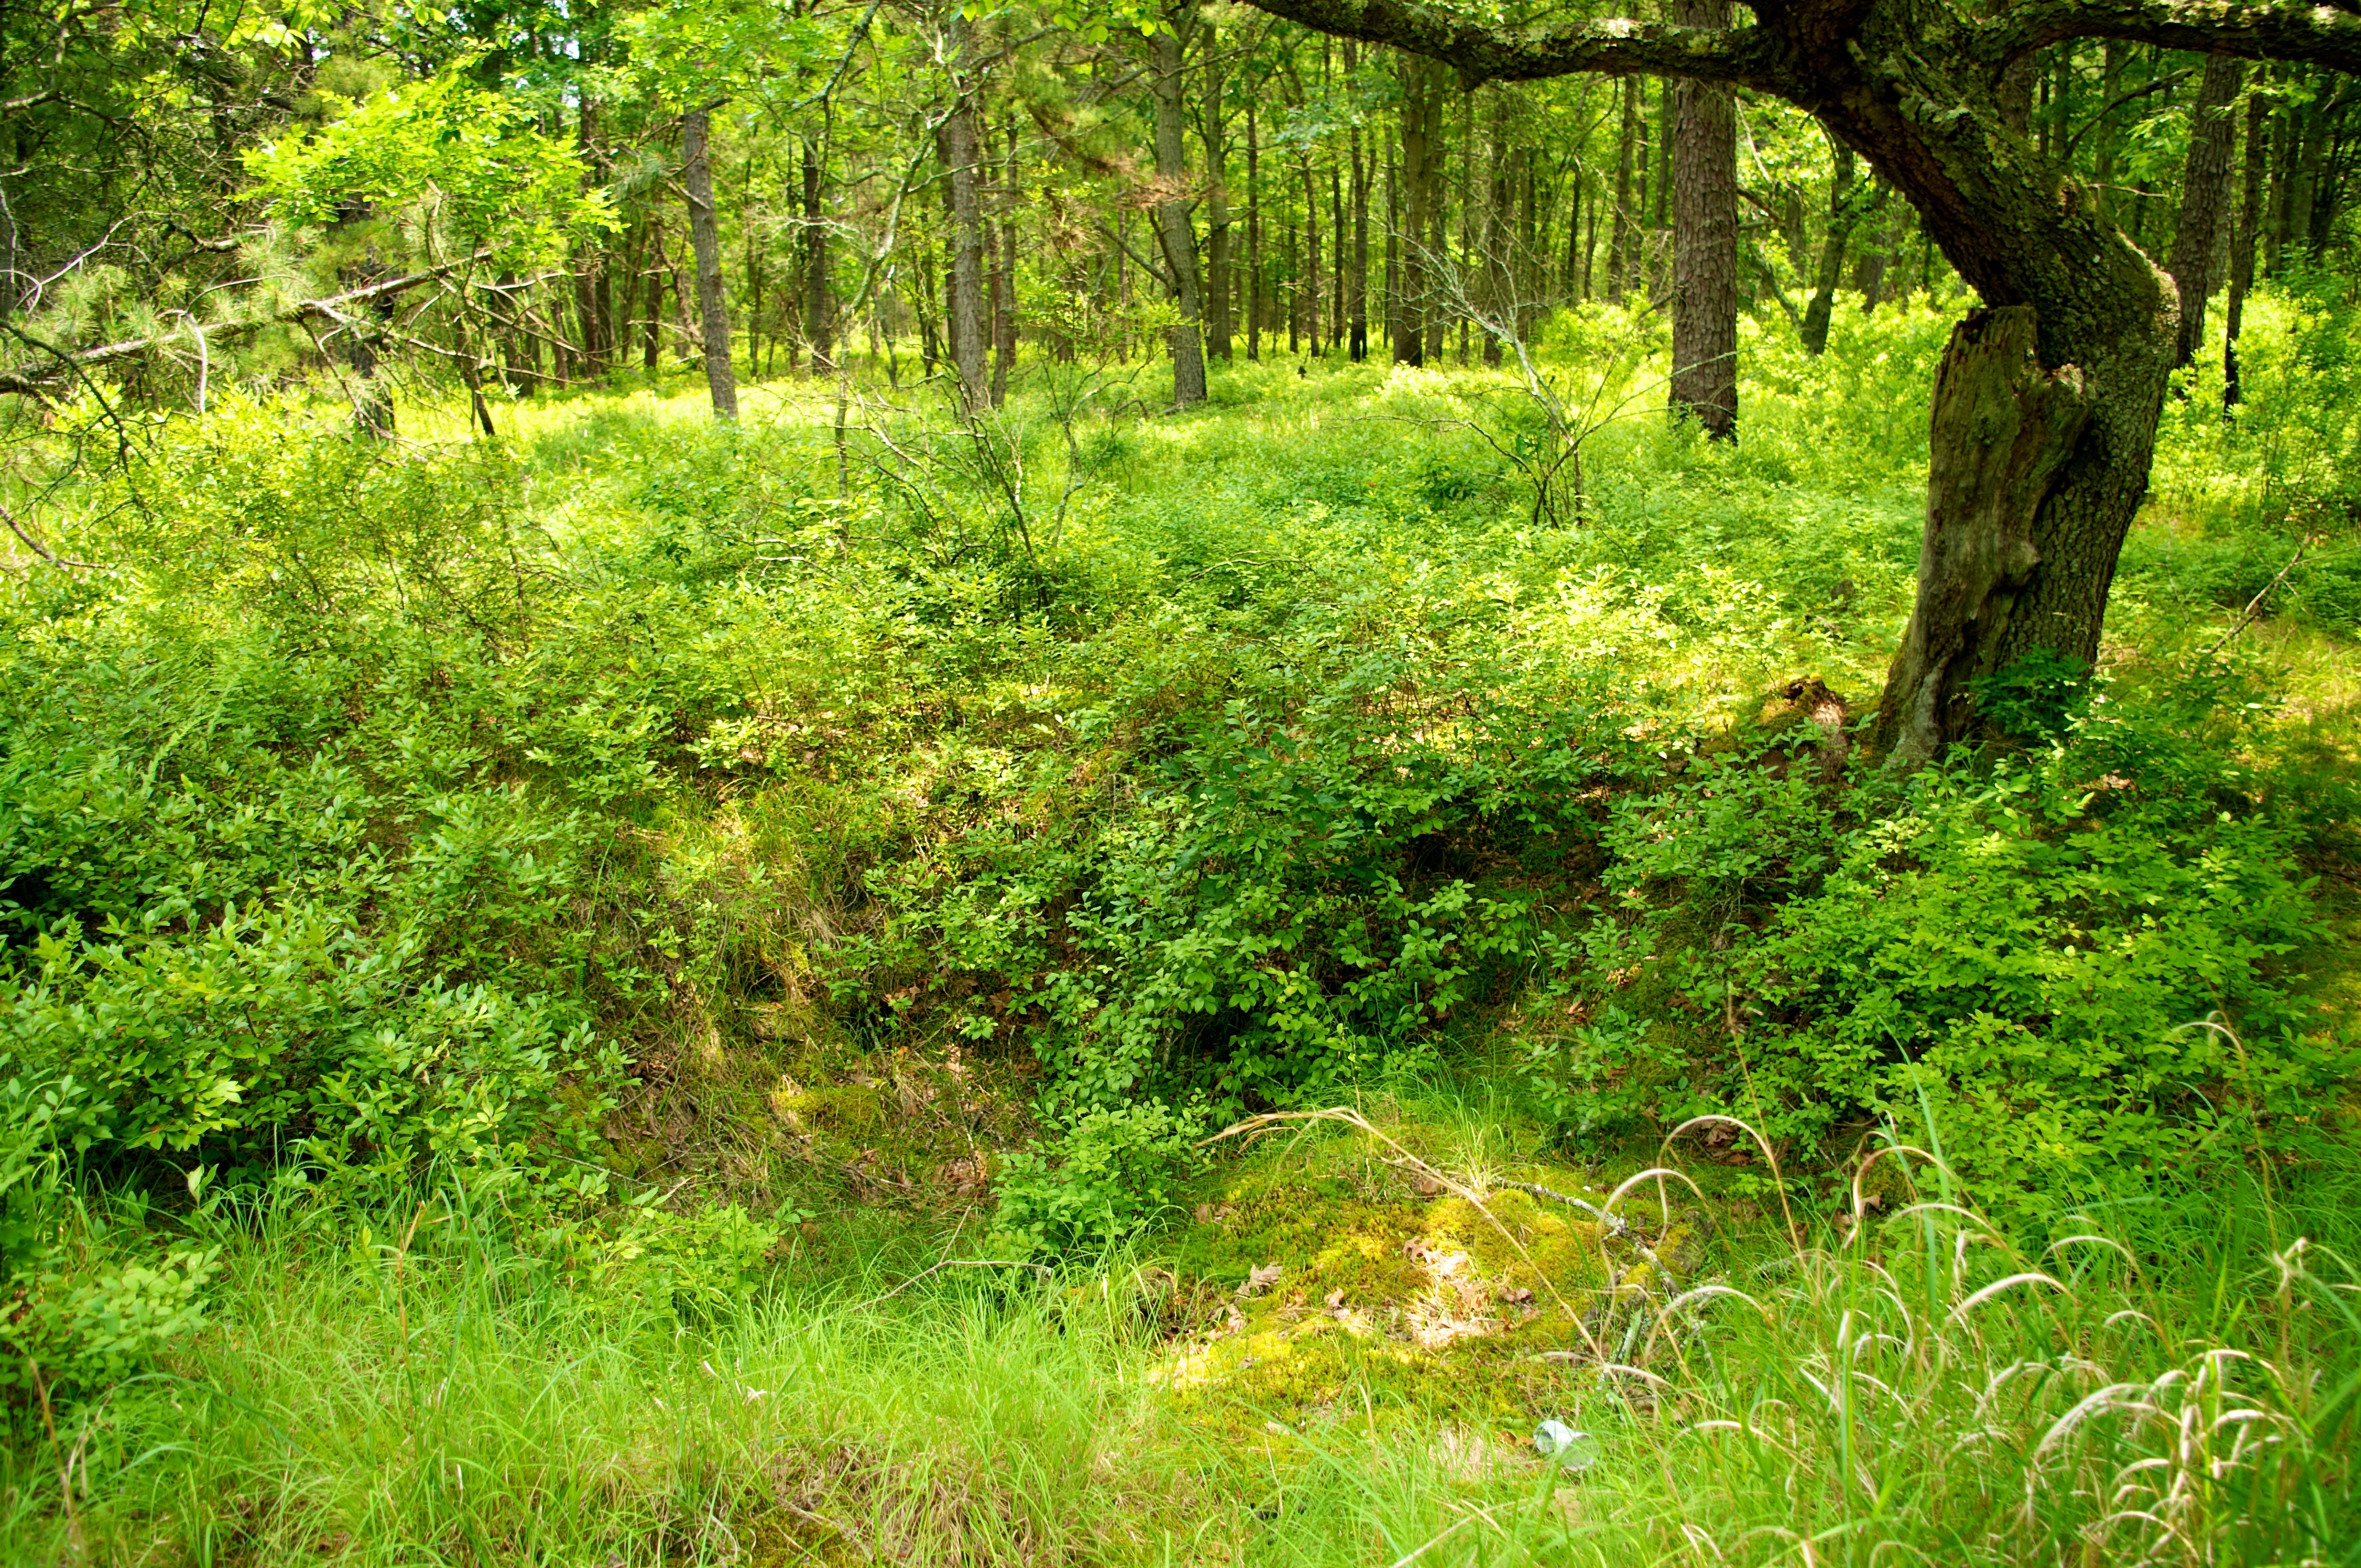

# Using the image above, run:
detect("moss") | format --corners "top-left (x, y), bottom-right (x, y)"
top-left (1153, 1141), bottom-right (1684, 1439)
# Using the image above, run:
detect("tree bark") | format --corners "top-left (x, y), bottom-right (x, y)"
top-left (681, 106), bottom-right (738, 421)
top-left (1395, 52), bottom-right (1443, 363)
top-left (1350, 106), bottom-right (1370, 361)
top-left (1203, 33), bottom-right (1234, 361)
top-left (1873, 308), bottom-right (2092, 765)
top-left (1669, 0), bottom-right (1737, 438)
top-left (2224, 88), bottom-right (2267, 409)
top-left (1800, 139), bottom-right (1855, 356)
top-left (1248, 102), bottom-right (1263, 361)
top-left (802, 138), bottom-right (833, 373)
top-left (2166, 53), bottom-right (2243, 370)
top-left (938, 45), bottom-right (991, 416)
top-left (1151, 13), bottom-right (1209, 406)
top-left (1608, 73), bottom-right (1639, 303)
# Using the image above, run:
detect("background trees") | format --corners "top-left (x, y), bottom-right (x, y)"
top-left (5, 0), bottom-right (2358, 622)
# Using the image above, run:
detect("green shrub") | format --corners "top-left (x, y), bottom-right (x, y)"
top-left (990, 1099), bottom-right (1209, 1255)
top-left (1581, 663), bottom-right (2348, 1215)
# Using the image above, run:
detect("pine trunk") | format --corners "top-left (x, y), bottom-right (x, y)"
top-left (1669, 0), bottom-right (1737, 437)
top-left (681, 106), bottom-right (738, 421)
top-left (1151, 16), bottom-right (1209, 406)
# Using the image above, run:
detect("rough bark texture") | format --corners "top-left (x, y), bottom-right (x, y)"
top-left (2166, 53), bottom-right (2243, 369)
top-left (1874, 308), bottom-right (2092, 764)
top-left (681, 107), bottom-right (738, 421)
top-left (1669, 0), bottom-right (1737, 438)
top-left (1151, 18), bottom-right (1208, 406)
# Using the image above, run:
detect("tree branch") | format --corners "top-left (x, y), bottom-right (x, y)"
top-left (1988, 0), bottom-right (2361, 74)
top-left (0, 252), bottom-right (492, 398)
top-left (1236, 0), bottom-right (1787, 89)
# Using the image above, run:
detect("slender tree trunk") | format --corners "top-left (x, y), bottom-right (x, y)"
top-left (681, 106), bottom-right (739, 420)
top-left (1670, 0), bottom-right (1738, 438)
top-left (1303, 155), bottom-right (1323, 355)
top-left (803, 138), bottom-right (833, 373)
top-left (997, 117), bottom-right (1019, 396)
top-left (938, 40), bottom-right (990, 416)
top-left (2224, 90), bottom-right (2267, 409)
top-left (1151, 13), bottom-right (1209, 406)
top-left (1247, 102), bottom-right (1263, 361)
top-left (1609, 74), bottom-right (1639, 303)
top-left (1483, 91), bottom-right (1509, 367)
top-left (1395, 52), bottom-right (1441, 364)
top-left (1350, 111), bottom-right (1369, 361)
top-left (1332, 160), bottom-right (1346, 356)
top-left (1801, 139), bottom-right (1854, 355)
top-left (1203, 35), bottom-right (1233, 361)
top-left (2166, 54), bottom-right (2243, 370)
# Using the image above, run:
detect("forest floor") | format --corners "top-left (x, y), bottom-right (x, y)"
top-left (4, 302), bottom-right (2359, 1564)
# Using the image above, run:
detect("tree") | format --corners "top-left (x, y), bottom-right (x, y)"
top-left (1150, 7), bottom-right (1209, 406)
top-left (2165, 52), bottom-right (2244, 371)
top-left (1668, 0), bottom-right (1737, 437)
top-left (1236, 0), bottom-right (2361, 763)
top-left (681, 105), bottom-right (739, 419)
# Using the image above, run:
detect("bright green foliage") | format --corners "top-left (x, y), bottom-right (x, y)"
top-left (246, 73), bottom-right (614, 267)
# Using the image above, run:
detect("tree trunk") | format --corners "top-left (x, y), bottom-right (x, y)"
top-left (998, 123), bottom-right (1020, 396)
top-left (1800, 139), bottom-right (1854, 356)
top-left (1395, 52), bottom-right (1441, 364)
top-left (2224, 90), bottom-right (2267, 409)
top-left (1482, 91), bottom-right (1509, 367)
top-left (939, 51), bottom-right (991, 416)
top-left (1203, 35), bottom-right (1234, 361)
top-left (1608, 74), bottom-right (1639, 303)
top-left (1151, 14), bottom-right (1209, 406)
top-left (1350, 111), bottom-right (1370, 361)
top-left (2166, 54), bottom-right (2243, 370)
top-left (803, 138), bottom-right (833, 373)
top-left (1247, 102), bottom-right (1263, 361)
top-left (681, 106), bottom-right (738, 421)
top-left (1872, 308), bottom-right (2095, 765)
top-left (1669, 0), bottom-right (1737, 438)
top-left (1303, 155), bottom-right (1323, 355)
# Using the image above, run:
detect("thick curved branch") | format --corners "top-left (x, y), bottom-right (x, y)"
top-left (1987, 0), bottom-right (2361, 73)
top-left (1237, 0), bottom-right (1789, 89)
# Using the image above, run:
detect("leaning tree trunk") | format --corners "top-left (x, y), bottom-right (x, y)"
top-left (681, 106), bottom-right (738, 421)
top-left (1150, 15), bottom-right (1209, 407)
top-left (1669, 0), bottom-right (1737, 437)
top-left (1872, 308), bottom-right (2093, 765)
top-left (1799, 139), bottom-right (1856, 356)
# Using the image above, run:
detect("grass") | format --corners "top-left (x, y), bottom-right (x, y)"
top-left (6, 1092), bottom-right (2355, 1565)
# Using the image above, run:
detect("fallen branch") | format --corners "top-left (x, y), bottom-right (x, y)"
top-left (0, 251), bottom-right (496, 398)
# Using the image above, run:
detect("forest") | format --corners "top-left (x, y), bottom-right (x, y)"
top-left (2, 0), bottom-right (2360, 1559)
